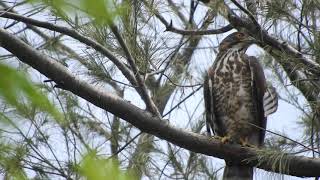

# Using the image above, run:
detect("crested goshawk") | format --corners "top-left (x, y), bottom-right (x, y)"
top-left (204, 32), bottom-right (278, 180)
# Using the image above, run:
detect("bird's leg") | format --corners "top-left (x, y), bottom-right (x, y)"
top-left (210, 135), bottom-right (232, 144)
top-left (239, 137), bottom-right (249, 146)
top-left (220, 135), bottom-right (231, 144)
top-left (210, 135), bottom-right (228, 142)
top-left (209, 134), bottom-right (223, 142)
top-left (239, 137), bottom-right (256, 148)
top-left (211, 135), bottom-right (222, 140)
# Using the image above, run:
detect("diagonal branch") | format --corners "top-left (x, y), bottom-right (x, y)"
top-left (199, 1), bottom-right (320, 76)
top-left (1, 27), bottom-right (320, 178)
top-left (109, 23), bottom-right (160, 116)
top-left (229, 0), bottom-right (260, 28)
top-left (222, 6), bottom-right (320, 112)
top-left (0, 11), bottom-right (163, 115)
top-left (0, 11), bottom-right (137, 92)
top-left (167, 0), bottom-right (189, 26)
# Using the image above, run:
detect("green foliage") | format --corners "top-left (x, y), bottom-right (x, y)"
top-left (27, 0), bottom-right (128, 24)
top-left (79, 151), bottom-right (136, 180)
top-left (265, 0), bottom-right (295, 19)
top-left (0, 63), bottom-right (63, 123)
top-left (246, 149), bottom-right (289, 176)
top-left (298, 113), bottom-right (320, 138)
top-left (0, 142), bottom-right (28, 180)
top-left (301, 0), bottom-right (320, 16)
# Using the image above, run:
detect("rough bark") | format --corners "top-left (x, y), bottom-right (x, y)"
top-left (0, 28), bottom-right (320, 178)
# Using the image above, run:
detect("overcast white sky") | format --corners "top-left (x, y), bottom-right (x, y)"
top-left (0, 0), bottom-right (315, 179)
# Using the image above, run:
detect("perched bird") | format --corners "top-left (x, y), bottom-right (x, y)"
top-left (204, 32), bottom-right (278, 180)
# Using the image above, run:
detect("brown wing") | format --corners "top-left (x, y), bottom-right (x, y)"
top-left (248, 56), bottom-right (267, 146)
top-left (204, 68), bottom-right (227, 136)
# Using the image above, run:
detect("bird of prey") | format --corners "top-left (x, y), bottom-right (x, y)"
top-left (204, 32), bottom-right (278, 180)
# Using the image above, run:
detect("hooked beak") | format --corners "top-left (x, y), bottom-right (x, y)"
top-left (244, 36), bottom-right (257, 44)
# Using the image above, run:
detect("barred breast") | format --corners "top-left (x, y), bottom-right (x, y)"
top-left (212, 50), bottom-right (260, 144)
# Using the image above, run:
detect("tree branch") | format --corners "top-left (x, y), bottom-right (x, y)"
top-left (222, 5), bottom-right (320, 113)
top-left (0, 11), bottom-right (138, 92)
top-left (109, 23), bottom-right (160, 116)
top-left (198, 1), bottom-right (320, 76)
top-left (1, 28), bottom-right (320, 178)
top-left (0, 11), bottom-right (165, 116)
top-left (165, 22), bottom-right (233, 35)
top-left (143, 0), bottom-right (232, 35)
top-left (229, 0), bottom-right (260, 28)
top-left (227, 10), bottom-right (320, 76)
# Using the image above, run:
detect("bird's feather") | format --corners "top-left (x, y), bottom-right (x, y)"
top-left (248, 56), bottom-right (267, 146)
top-left (263, 85), bottom-right (278, 117)
top-left (204, 72), bottom-right (216, 136)
top-left (204, 32), bottom-right (279, 180)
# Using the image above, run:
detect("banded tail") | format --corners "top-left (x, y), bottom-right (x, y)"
top-left (263, 85), bottom-right (278, 117)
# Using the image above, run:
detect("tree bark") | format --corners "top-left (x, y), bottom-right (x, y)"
top-left (0, 28), bottom-right (320, 178)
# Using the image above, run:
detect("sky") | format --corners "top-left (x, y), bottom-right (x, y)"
top-left (0, 0), bottom-right (315, 179)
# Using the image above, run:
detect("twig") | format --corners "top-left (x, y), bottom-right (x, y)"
top-left (108, 132), bottom-right (142, 159)
top-left (163, 85), bottom-right (203, 117)
top-left (248, 122), bottom-right (320, 155)
top-left (109, 24), bottom-right (161, 117)
top-left (165, 21), bottom-right (233, 35)
top-left (2, 12), bottom-right (320, 178)
top-left (229, 0), bottom-right (260, 29)
top-left (0, 11), bottom-right (138, 90)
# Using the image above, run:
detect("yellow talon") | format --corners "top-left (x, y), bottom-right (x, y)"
top-left (211, 135), bottom-right (222, 140)
top-left (209, 135), bottom-right (230, 143)
top-left (240, 137), bottom-right (256, 148)
top-left (221, 136), bottom-right (231, 144)
top-left (239, 137), bottom-right (248, 146)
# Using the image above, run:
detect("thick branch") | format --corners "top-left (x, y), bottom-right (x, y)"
top-left (199, 0), bottom-right (320, 112)
top-left (0, 11), bottom-right (138, 92)
top-left (223, 7), bottom-right (320, 109)
top-left (1, 28), bottom-right (320, 178)
top-left (198, 1), bottom-right (320, 76)
top-left (0, 11), bottom-right (164, 116)
top-left (227, 11), bottom-right (320, 77)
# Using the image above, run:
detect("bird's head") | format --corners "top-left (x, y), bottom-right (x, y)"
top-left (219, 32), bottom-right (256, 52)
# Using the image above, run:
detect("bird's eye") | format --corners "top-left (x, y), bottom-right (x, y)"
top-left (236, 33), bottom-right (245, 38)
